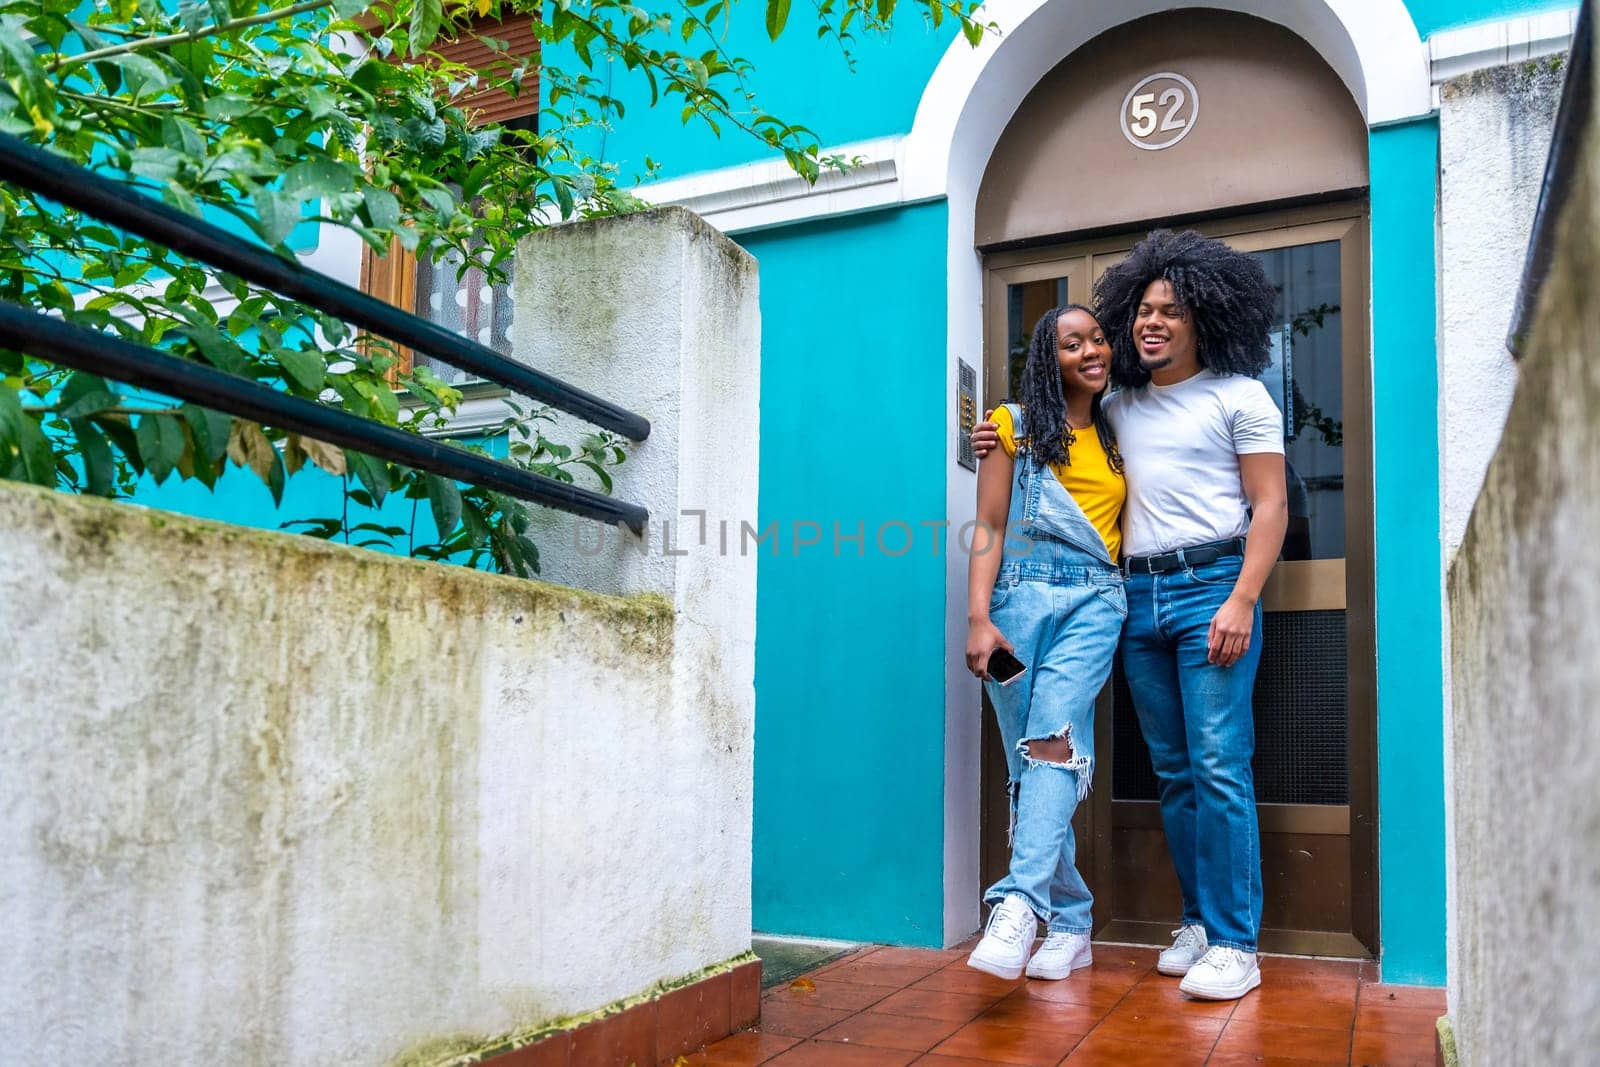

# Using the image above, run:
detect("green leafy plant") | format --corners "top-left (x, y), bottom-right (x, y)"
top-left (0, 0), bottom-right (989, 574)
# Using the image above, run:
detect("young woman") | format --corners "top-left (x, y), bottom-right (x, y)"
top-left (964, 304), bottom-right (1128, 980)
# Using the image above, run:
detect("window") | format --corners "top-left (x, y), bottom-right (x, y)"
top-left (359, 14), bottom-right (539, 379)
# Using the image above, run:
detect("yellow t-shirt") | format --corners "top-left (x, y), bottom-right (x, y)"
top-left (994, 405), bottom-right (1126, 562)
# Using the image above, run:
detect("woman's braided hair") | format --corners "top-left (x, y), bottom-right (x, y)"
top-left (1015, 304), bottom-right (1122, 474)
top-left (1093, 229), bottom-right (1277, 390)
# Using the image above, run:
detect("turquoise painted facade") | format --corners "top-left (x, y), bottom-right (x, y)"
top-left (1409, 0), bottom-right (1571, 33)
top-left (115, 0), bottom-right (1576, 987)
top-left (553, 12), bottom-right (958, 182)
top-left (1368, 119), bottom-right (1448, 986)
top-left (743, 205), bottom-right (950, 945)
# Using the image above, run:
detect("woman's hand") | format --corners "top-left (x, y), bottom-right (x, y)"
top-left (971, 410), bottom-right (1001, 459)
top-left (966, 618), bottom-right (1014, 680)
top-left (1208, 593), bottom-right (1256, 667)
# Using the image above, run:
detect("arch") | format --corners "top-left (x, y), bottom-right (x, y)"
top-left (902, 0), bottom-right (1429, 202)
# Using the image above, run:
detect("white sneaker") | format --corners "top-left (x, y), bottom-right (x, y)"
top-left (1024, 931), bottom-right (1093, 979)
top-left (1157, 923), bottom-right (1209, 976)
top-left (966, 894), bottom-right (1037, 980)
top-left (1178, 945), bottom-right (1262, 1000)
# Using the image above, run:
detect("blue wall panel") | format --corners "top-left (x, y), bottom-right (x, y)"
top-left (548, 8), bottom-right (957, 183)
top-left (1405, 0), bottom-right (1574, 35)
top-left (1368, 118), bottom-right (1447, 986)
top-left (737, 202), bottom-right (950, 946)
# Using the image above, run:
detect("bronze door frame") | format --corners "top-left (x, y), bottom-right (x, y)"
top-left (978, 202), bottom-right (1377, 958)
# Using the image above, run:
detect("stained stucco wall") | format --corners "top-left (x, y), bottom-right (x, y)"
top-left (0, 482), bottom-right (751, 1065)
top-left (1439, 56), bottom-right (1567, 558)
top-left (1447, 51), bottom-right (1600, 1063)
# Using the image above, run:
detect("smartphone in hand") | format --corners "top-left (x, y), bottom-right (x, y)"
top-left (987, 647), bottom-right (1027, 686)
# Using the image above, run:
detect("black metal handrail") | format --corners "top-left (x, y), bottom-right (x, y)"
top-left (0, 130), bottom-right (650, 442)
top-left (0, 133), bottom-right (652, 535)
top-left (1509, 0), bottom-right (1592, 356)
top-left (0, 301), bottom-right (649, 532)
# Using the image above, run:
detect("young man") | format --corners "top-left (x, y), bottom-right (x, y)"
top-left (971, 230), bottom-right (1288, 1000)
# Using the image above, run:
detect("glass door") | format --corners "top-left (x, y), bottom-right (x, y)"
top-left (980, 205), bottom-right (1375, 957)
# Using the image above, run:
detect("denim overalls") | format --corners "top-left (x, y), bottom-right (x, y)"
top-left (982, 404), bottom-right (1126, 934)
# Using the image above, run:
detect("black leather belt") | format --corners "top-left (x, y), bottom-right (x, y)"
top-left (1122, 537), bottom-right (1246, 575)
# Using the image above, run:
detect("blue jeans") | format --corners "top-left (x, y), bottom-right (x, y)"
top-left (983, 540), bottom-right (1125, 933)
top-left (1120, 557), bottom-right (1264, 951)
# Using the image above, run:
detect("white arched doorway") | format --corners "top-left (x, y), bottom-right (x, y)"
top-left (928, 0), bottom-right (1432, 946)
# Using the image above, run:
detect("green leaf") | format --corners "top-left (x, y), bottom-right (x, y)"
top-left (460, 503), bottom-right (491, 548)
top-left (104, 54), bottom-right (178, 99)
top-left (0, 17), bottom-right (47, 103)
top-left (160, 115), bottom-right (206, 158)
top-left (0, 388), bottom-right (54, 486)
top-left (424, 473), bottom-right (462, 538)
top-left (282, 517), bottom-right (344, 539)
top-left (57, 372), bottom-right (118, 420)
top-left (409, 0), bottom-right (444, 55)
top-left (419, 186), bottom-right (457, 216)
top-left (92, 414), bottom-right (144, 476)
top-left (135, 412), bottom-right (186, 484)
top-left (252, 187), bottom-right (298, 247)
top-left (346, 449), bottom-right (390, 504)
top-left (176, 0), bottom-right (208, 34)
top-left (514, 533), bottom-right (541, 575)
top-left (761, 0), bottom-right (787, 39)
top-left (283, 156), bottom-right (354, 203)
top-left (170, 34), bottom-right (214, 77)
top-left (174, 321), bottom-right (250, 376)
top-left (128, 147), bottom-right (185, 182)
top-left (331, 0), bottom-right (368, 16)
top-left (202, 95), bottom-right (254, 120)
top-left (265, 444), bottom-right (286, 504)
top-left (552, 177), bottom-right (574, 219)
top-left (69, 418), bottom-right (116, 496)
top-left (67, 19), bottom-right (112, 50)
top-left (579, 458), bottom-right (613, 493)
top-left (361, 185), bottom-right (400, 230)
top-left (275, 348), bottom-right (326, 394)
top-left (182, 404), bottom-right (232, 465)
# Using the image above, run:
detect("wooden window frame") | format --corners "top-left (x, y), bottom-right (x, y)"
top-left (359, 13), bottom-right (539, 374)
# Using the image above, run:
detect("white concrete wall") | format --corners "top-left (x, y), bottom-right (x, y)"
top-left (1437, 57), bottom-right (1566, 558)
top-left (1436, 53), bottom-right (1567, 1018)
top-left (1446, 49), bottom-right (1599, 1063)
top-left (0, 210), bottom-right (759, 1066)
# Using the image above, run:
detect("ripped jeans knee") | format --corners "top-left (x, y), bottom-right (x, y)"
top-left (1020, 722), bottom-right (1093, 803)
top-left (1005, 722), bottom-right (1094, 845)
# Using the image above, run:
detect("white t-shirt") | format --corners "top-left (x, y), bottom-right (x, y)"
top-left (1102, 369), bottom-right (1285, 558)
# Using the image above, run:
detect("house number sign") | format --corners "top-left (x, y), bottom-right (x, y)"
top-left (1120, 72), bottom-right (1199, 151)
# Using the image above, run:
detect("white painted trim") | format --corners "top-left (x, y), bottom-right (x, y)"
top-left (634, 137), bottom-right (914, 233)
top-left (412, 389), bottom-right (517, 437)
top-left (1428, 8), bottom-right (1578, 89)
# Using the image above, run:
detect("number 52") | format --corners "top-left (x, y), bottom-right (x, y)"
top-left (1129, 88), bottom-right (1188, 138)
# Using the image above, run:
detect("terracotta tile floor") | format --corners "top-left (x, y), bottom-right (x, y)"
top-left (680, 941), bottom-right (1445, 1066)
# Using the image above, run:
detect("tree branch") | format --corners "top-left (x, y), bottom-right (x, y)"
top-left (48, 0), bottom-right (335, 72)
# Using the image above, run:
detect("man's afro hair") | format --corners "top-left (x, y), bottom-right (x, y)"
top-left (1093, 229), bottom-right (1277, 389)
